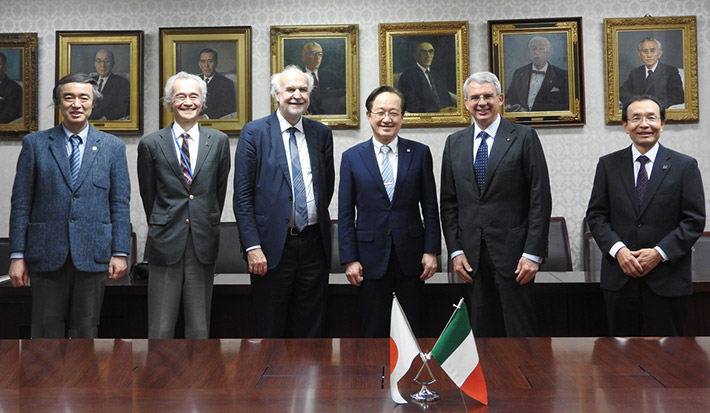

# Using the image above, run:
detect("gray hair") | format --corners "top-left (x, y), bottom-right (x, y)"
top-left (270, 65), bottom-right (314, 101)
top-left (162, 71), bottom-right (208, 110)
top-left (528, 36), bottom-right (551, 51)
top-left (52, 73), bottom-right (103, 106)
top-left (638, 37), bottom-right (662, 51)
top-left (462, 71), bottom-right (502, 98)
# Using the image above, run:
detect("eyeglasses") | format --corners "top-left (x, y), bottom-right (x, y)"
top-left (173, 93), bottom-right (202, 103)
top-left (371, 111), bottom-right (402, 120)
top-left (417, 49), bottom-right (435, 55)
top-left (466, 94), bottom-right (498, 102)
top-left (94, 59), bottom-right (114, 64)
top-left (627, 115), bottom-right (660, 125)
top-left (303, 51), bottom-right (323, 57)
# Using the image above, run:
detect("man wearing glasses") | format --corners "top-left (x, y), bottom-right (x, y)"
top-left (619, 38), bottom-right (684, 109)
top-left (397, 41), bottom-right (455, 113)
top-left (300, 41), bottom-right (344, 115)
top-left (338, 86), bottom-right (440, 337)
top-left (440, 71), bottom-right (552, 338)
top-left (586, 95), bottom-right (704, 337)
top-left (90, 49), bottom-right (130, 120)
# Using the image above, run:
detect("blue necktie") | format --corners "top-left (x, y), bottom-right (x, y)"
top-left (474, 131), bottom-right (489, 191)
top-left (637, 155), bottom-right (649, 205)
top-left (289, 127), bottom-right (308, 231)
top-left (380, 144), bottom-right (394, 201)
top-left (69, 135), bottom-right (82, 186)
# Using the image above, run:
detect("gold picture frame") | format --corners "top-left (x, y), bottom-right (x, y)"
top-left (0, 33), bottom-right (37, 139)
top-left (489, 17), bottom-right (585, 127)
top-left (160, 26), bottom-right (251, 134)
top-left (270, 24), bottom-right (359, 129)
top-left (56, 31), bottom-right (143, 134)
top-left (604, 16), bottom-right (698, 124)
top-left (379, 21), bottom-right (470, 128)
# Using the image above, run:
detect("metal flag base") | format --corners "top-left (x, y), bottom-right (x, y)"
top-left (410, 381), bottom-right (440, 402)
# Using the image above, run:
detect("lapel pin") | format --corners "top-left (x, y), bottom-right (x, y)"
top-left (92, 146), bottom-right (98, 151)
top-left (663, 164), bottom-right (669, 170)
top-left (407, 148), bottom-right (411, 152)
top-left (506, 138), bottom-right (511, 142)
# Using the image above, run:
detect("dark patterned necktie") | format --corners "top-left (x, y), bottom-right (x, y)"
top-left (636, 155), bottom-right (649, 205)
top-left (645, 69), bottom-right (654, 90)
top-left (425, 69), bottom-right (441, 107)
top-left (474, 131), bottom-right (489, 191)
top-left (180, 133), bottom-right (192, 187)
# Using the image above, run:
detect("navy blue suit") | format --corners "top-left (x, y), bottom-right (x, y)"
top-left (234, 111), bottom-right (334, 338)
top-left (338, 137), bottom-right (440, 336)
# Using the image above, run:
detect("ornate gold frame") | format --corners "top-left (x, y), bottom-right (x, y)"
top-left (0, 33), bottom-right (37, 139)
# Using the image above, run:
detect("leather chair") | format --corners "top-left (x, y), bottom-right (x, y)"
top-left (539, 217), bottom-right (573, 272)
top-left (215, 222), bottom-right (248, 274)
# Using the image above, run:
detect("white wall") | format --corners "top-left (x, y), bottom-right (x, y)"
top-left (2, 0), bottom-right (709, 268)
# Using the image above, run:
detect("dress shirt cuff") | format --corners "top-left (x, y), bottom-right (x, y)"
top-left (449, 249), bottom-right (464, 259)
top-left (246, 245), bottom-right (261, 252)
top-left (610, 242), bottom-right (626, 259)
top-left (10, 252), bottom-right (23, 260)
top-left (654, 246), bottom-right (669, 262)
top-left (112, 253), bottom-right (127, 257)
top-left (522, 253), bottom-right (543, 264)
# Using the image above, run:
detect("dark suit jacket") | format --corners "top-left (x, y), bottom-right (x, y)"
top-left (505, 63), bottom-right (569, 112)
top-left (586, 144), bottom-right (705, 296)
top-left (308, 67), bottom-right (345, 115)
top-left (619, 63), bottom-right (684, 108)
top-left (398, 65), bottom-right (455, 113)
top-left (137, 125), bottom-right (231, 266)
top-left (9, 124), bottom-right (131, 273)
top-left (440, 117), bottom-right (552, 276)
top-left (90, 73), bottom-right (130, 120)
top-left (338, 137), bottom-right (440, 278)
top-left (234, 111), bottom-right (335, 268)
top-left (0, 74), bottom-right (22, 123)
top-left (204, 73), bottom-right (236, 119)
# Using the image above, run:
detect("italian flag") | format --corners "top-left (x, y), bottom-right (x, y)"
top-left (389, 295), bottom-right (421, 404)
top-left (430, 301), bottom-right (488, 405)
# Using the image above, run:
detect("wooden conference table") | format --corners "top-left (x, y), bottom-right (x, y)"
top-left (2, 336), bottom-right (709, 412)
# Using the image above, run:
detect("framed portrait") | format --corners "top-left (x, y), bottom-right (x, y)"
top-left (160, 26), bottom-right (251, 134)
top-left (270, 25), bottom-right (359, 129)
top-left (604, 16), bottom-right (698, 124)
top-left (0, 33), bottom-right (37, 139)
top-left (56, 31), bottom-right (143, 134)
top-left (489, 17), bottom-right (585, 127)
top-left (379, 21), bottom-right (470, 128)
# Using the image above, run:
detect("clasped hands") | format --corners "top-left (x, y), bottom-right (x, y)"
top-left (452, 254), bottom-right (538, 285)
top-left (615, 247), bottom-right (662, 278)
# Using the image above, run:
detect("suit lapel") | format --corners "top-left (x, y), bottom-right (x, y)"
top-left (394, 138), bottom-right (412, 203)
top-left (192, 125), bottom-right (214, 179)
top-left (453, 125), bottom-right (477, 195)
top-left (268, 112), bottom-right (292, 190)
top-left (359, 139), bottom-right (390, 202)
top-left (157, 125), bottom-right (190, 191)
top-left (618, 148), bottom-right (639, 214)
top-left (639, 145), bottom-right (672, 215)
top-left (73, 126), bottom-right (101, 189)
top-left (485, 119), bottom-right (516, 193)
top-left (303, 118), bottom-right (321, 206)
top-left (48, 124), bottom-right (73, 189)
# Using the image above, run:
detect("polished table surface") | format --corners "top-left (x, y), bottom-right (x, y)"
top-left (2, 337), bottom-right (710, 412)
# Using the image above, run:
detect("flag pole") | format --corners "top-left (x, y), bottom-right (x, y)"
top-left (428, 297), bottom-right (465, 353)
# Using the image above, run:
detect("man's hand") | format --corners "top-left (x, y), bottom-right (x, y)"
top-left (108, 256), bottom-right (128, 280)
top-left (632, 248), bottom-right (663, 277)
top-left (8, 258), bottom-right (29, 287)
top-left (420, 253), bottom-right (437, 281)
top-left (247, 248), bottom-right (268, 276)
top-left (345, 261), bottom-right (364, 286)
top-left (515, 256), bottom-right (539, 285)
top-left (452, 254), bottom-right (474, 283)
top-left (616, 247), bottom-right (644, 277)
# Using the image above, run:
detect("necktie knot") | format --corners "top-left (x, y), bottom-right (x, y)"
top-left (381, 144), bottom-right (391, 155)
top-left (647, 70), bottom-right (653, 77)
top-left (70, 134), bottom-right (82, 148)
top-left (637, 155), bottom-right (649, 165)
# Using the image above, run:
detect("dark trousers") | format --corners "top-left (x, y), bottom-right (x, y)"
top-left (30, 256), bottom-right (107, 338)
top-left (250, 225), bottom-right (328, 338)
top-left (604, 277), bottom-right (689, 337)
top-left (148, 233), bottom-right (215, 339)
top-left (467, 240), bottom-right (537, 337)
top-left (358, 244), bottom-right (424, 338)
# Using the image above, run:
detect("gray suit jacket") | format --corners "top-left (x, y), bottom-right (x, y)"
top-left (440, 117), bottom-right (552, 275)
top-left (137, 125), bottom-right (231, 266)
top-left (9, 124), bottom-right (131, 273)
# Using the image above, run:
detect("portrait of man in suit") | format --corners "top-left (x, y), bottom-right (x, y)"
top-left (137, 72), bottom-right (231, 339)
top-left (234, 65), bottom-right (334, 338)
top-left (8, 73), bottom-right (131, 338)
top-left (397, 41), bottom-right (456, 113)
top-left (440, 71), bottom-right (552, 338)
top-left (197, 47), bottom-right (237, 119)
top-left (619, 37), bottom-right (684, 109)
top-left (0, 51), bottom-right (22, 123)
top-left (300, 41), bottom-right (345, 115)
top-left (89, 49), bottom-right (130, 121)
top-left (338, 86), bottom-right (440, 337)
top-left (586, 95), bottom-right (705, 337)
top-left (504, 36), bottom-right (569, 112)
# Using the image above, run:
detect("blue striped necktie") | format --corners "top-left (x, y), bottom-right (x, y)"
top-left (289, 127), bottom-right (308, 231)
top-left (69, 135), bottom-right (82, 186)
top-left (380, 144), bottom-right (394, 201)
top-left (474, 131), bottom-right (489, 191)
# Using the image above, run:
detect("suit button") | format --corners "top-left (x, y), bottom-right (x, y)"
top-left (637, 223), bottom-right (642, 228)
top-left (189, 195), bottom-right (194, 200)
top-left (185, 219), bottom-right (190, 224)
top-left (387, 230), bottom-right (391, 236)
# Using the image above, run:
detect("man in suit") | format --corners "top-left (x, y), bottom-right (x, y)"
top-left (234, 66), bottom-right (334, 338)
top-left (0, 51), bottom-right (22, 123)
top-left (505, 36), bottom-right (569, 112)
top-left (8, 73), bottom-right (131, 338)
top-left (440, 71), bottom-right (552, 337)
top-left (397, 42), bottom-right (455, 113)
top-left (619, 38), bottom-right (684, 109)
top-left (137, 72), bottom-right (231, 339)
top-left (89, 49), bottom-right (130, 120)
top-left (197, 48), bottom-right (237, 119)
top-left (338, 86), bottom-right (440, 337)
top-left (586, 95), bottom-right (704, 337)
top-left (300, 41), bottom-right (344, 115)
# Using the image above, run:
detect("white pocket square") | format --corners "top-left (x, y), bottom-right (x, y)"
top-left (550, 87), bottom-right (560, 92)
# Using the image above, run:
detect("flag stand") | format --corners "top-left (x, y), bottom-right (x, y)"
top-left (410, 354), bottom-right (440, 402)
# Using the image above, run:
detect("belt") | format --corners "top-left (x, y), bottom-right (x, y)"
top-left (288, 223), bottom-right (318, 236)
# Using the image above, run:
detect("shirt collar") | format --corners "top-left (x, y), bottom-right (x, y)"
top-left (276, 109), bottom-right (304, 135)
top-left (474, 115), bottom-right (502, 140)
top-left (631, 142), bottom-right (659, 164)
top-left (532, 63), bottom-right (549, 73)
top-left (372, 136), bottom-right (399, 155)
top-left (172, 122), bottom-right (199, 140)
top-left (62, 124), bottom-right (89, 142)
top-left (646, 62), bottom-right (659, 72)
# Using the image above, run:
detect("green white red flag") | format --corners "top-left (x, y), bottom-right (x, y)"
top-left (389, 295), bottom-right (421, 404)
top-left (430, 299), bottom-right (488, 405)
